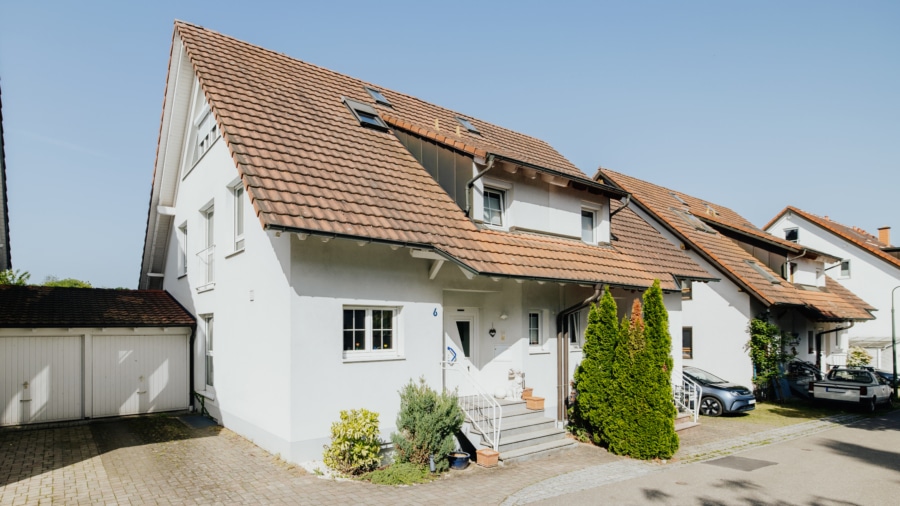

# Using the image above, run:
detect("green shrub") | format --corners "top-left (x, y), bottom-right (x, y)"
top-left (391, 377), bottom-right (464, 473)
top-left (322, 408), bottom-right (383, 476)
top-left (847, 346), bottom-right (872, 367)
top-left (365, 462), bottom-right (434, 485)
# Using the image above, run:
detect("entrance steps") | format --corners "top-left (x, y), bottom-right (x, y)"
top-left (461, 397), bottom-right (576, 464)
top-left (674, 409), bottom-right (700, 432)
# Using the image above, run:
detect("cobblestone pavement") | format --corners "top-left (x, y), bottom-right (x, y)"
top-left (0, 410), bottom-right (867, 505)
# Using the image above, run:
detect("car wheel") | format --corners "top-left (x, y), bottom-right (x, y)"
top-left (700, 396), bottom-right (724, 417)
top-left (863, 396), bottom-right (876, 413)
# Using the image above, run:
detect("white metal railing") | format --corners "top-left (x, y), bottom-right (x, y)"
top-left (442, 361), bottom-right (502, 452)
top-left (829, 353), bottom-right (848, 368)
top-left (674, 375), bottom-right (702, 423)
top-left (196, 245), bottom-right (215, 285)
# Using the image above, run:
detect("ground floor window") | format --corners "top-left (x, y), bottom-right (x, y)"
top-left (528, 312), bottom-right (541, 346)
top-left (343, 307), bottom-right (399, 359)
top-left (682, 327), bottom-right (693, 359)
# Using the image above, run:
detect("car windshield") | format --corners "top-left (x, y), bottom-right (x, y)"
top-left (685, 367), bottom-right (727, 385)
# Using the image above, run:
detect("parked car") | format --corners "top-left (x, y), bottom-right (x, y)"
top-left (683, 366), bottom-right (757, 416)
top-left (808, 366), bottom-right (893, 412)
top-left (785, 359), bottom-right (823, 399)
top-left (875, 370), bottom-right (898, 388)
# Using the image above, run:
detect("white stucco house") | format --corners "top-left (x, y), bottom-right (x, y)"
top-left (765, 207), bottom-right (899, 372)
top-left (597, 170), bottom-right (875, 390)
top-left (138, 22), bottom-right (714, 463)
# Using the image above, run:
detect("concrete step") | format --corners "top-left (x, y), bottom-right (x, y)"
top-left (500, 438), bottom-right (578, 463)
top-left (674, 420), bottom-right (700, 432)
top-left (467, 413), bottom-right (557, 443)
top-left (497, 427), bottom-right (569, 453)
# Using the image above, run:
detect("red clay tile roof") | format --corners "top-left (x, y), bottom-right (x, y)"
top-left (766, 206), bottom-right (900, 272)
top-left (0, 286), bottom-right (196, 328)
top-left (169, 22), bottom-right (710, 290)
top-left (600, 170), bottom-right (874, 320)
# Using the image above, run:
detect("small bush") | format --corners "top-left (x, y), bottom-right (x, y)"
top-left (847, 346), bottom-right (872, 367)
top-left (391, 377), bottom-right (464, 473)
top-left (322, 408), bottom-right (383, 476)
top-left (365, 462), bottom-right (434, 485)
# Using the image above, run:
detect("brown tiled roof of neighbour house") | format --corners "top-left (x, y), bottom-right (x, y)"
top-left (0, 286), bottom-right (196, 328)
top-left (765, 206), bottom-right (900, 272)
top-left (599, 169), bottom-right (874, 321)
top-left (164, 22), bottom-right (712, 291)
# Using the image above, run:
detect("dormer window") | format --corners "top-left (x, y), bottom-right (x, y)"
top-left (483, 188), bottom-right (505, 227)
top-left (840, 259), bottom-right (851, 278)
top-left (343, 97), bottom-right (388, 130)
top-left (456, 116), bottom-right (480, 134)
top-left (364, 86), bottom-right (391, 107)
top-left (581, 209), bottom-right (596, 243)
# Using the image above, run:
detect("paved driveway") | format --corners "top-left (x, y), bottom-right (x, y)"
top-left (0, 415), bottom-right (619, 505)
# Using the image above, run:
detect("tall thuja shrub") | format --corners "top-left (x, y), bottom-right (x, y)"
top-left (572, 288), bottom-right (619, 444)
top-left (637, 279), bottom-right (679, 459)
top-left (605, 300), bottom-right (643, 456)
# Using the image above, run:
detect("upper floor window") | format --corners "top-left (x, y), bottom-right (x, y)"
top-left (195, 107), bottom-right (219, 161)
top-left (198, 205), bottom-right (215, 287)
top-left (177, 223), bottom-right (188, 277)
top-left (840, 259), bottom-right (851, 278)
top-left (231, 183), bottom-right (245, 252)
top-left (785, 228), bottom-right (799, 242)
top-left (681, 279), bottom-right (693, 300)
top-left (581, 209), bottom-right (596, 243)
top-left (483, 188), bottom-right (505, 227)
top-left (682, 327), bottom-right (693, 359)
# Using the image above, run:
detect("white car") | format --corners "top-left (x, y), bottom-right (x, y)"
top-left (808, 366), bottom-right (893, 412)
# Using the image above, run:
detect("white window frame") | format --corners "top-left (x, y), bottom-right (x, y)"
top-left (203, 314), bottom-right (214, 390)
top-left (177, 222), bottom-right (188, 277)
top-left (568, 311), bottom-right (582, 348)
top-left (785, 227), bottom-right (799, 243)
top-left (195, 106), bottom-right (219, 161)
top-left (229, 180), bottom-right (245, 253)
top-left (682, 327), bottom-right (693, 359)
top-left (197, 203), bottom-right (215, 290)
top-left (342, 306), bottom-right (403, 362)
top-left (839, 259), bottom-right (851, 278)
top-left (483, 187), bottom-right (506, 228)
top-left (528, 311), bottom-right (542, 347)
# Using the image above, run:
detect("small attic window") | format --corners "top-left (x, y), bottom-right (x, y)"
top-left (670, 192), bottom-right (687, 205)
top-left (704, 203), bottom-right (718, 216)
top-left (456, 116), bottom-right (480, 134)
top-left (364, 86), bottom-right (391, 107)
top-left (746, 260), bottom-right (781, 284)
top-left (343, 97), bottom-right (388, 130)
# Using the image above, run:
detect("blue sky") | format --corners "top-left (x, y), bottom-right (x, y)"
top-left (1, 1), bottom-right (897, 288)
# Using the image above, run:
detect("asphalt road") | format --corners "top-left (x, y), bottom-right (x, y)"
top-left (533, 410), bottom-right (900, 506)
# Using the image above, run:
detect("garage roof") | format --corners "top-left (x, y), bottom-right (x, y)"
top-left (0, 286), bottom-right (195, 328)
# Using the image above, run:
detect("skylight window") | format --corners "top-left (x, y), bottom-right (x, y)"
top-left (456, 116), bottom-right (480, 134)
top-left (746, 260), bottom-right (781, 284)
top-left (364, 86), bottom-right (391, 107)
top-left (342, 97), bottom-right (388, 130)
top-left (670, 192), bottom-right (687, 205)
top-left (671, 208), bottom-right (716, 234)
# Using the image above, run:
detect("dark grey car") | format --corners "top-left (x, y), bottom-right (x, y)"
top-left (683, 366), bottom-right (757, 416)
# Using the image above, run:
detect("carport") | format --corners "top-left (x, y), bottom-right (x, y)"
top-left (0, 285), bottom-right (195, 426)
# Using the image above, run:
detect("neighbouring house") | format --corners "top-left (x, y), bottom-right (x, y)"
top-left (0, 81), bottom-right (11, 271)
top-left (598, 170), bottom-right (876, 388)
top-left (0, 285), bottom-right (195, 426)
top-left (139, 22), bottom-right (713, 463)
top-left (765, 207), bottom-right (900, 372)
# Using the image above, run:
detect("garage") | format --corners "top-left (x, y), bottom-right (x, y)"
top-left (0, 285), bottom-right (195, 426)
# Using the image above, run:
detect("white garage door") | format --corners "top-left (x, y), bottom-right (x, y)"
top-left (91, 334), bottom-right (189, 418)
top-left (1, 336), bottom-right (83, 426)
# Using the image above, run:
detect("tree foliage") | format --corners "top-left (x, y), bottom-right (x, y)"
top-left (0, 269), bottom-right (30, 285)
top-left (43, 276), bottom-right (92, 288)
top-left (390, 377), bottom-right (464, 473)
top-left (747, 318), bottom-right (792, 399)
top-left (846, 346), bottom-right (872, 367)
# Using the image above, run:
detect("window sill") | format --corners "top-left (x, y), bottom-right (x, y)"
top-left (225, 248), bottom-right (245, 259)
top-left (178, 273), bottom-right (187, 280)
top-left (342, 354), bottom-right (405, 364)
top-left (529, 348), bottom-right (551, 355)
top-left (195, 389), bottom-right (216, 401)
top-left (196, 283), bottom-right (216, 293)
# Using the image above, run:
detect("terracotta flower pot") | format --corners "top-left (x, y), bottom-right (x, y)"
top-left (476, 448), bottom-right (499, 468)
top-left (521, 388), bottom-right (534, 399)
top-left (525, 396), bottom-right (545, 410)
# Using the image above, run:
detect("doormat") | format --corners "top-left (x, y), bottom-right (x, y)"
top-left (178, 414), bottom-right (219, 429)
top-left (703, 456), bottom-right (777, 472)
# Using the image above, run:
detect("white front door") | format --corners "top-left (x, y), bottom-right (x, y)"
top-left (443, 308), bottom-right (480, 395)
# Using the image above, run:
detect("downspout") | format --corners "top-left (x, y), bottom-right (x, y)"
top-left (782, 249), bottom-right (807, 281)
top-left (465, 154), bottom-right (495, 217)
top-left (608, 194), bottom-right (632, 219)
top-left (556, 284), bottom-right (604, 422)
top-left (815, 321), bottom-right (855, 372)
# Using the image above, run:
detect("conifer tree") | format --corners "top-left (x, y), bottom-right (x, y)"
top-left (638, 279), bottom-right (679, 459)
top-left (605, 305), bottom-right (639, 455)
top-left (572, 287), bottom-right (618, 443)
